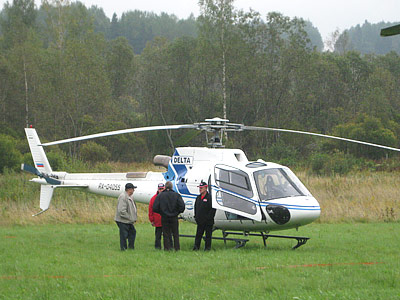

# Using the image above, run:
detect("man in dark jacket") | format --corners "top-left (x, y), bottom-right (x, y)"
top-left (193, 181), bottom-right (216, 251)
top-left (153, 181), bottom-right (185, 251)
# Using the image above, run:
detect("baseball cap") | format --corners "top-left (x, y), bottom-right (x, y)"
top-left (125, 183), bottom-right (137, 190)
top-left (158, 183), bottom-right (165, 189)
top-left (198, 181), bottom-right (208, 187)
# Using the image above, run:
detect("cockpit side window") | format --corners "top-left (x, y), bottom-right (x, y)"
top-left (215, 166), bottom-right (253, 198)
top-left (254, 168), bottom-right (305, 201)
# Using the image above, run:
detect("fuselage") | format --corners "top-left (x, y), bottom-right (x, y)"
top-left (39, 147), bottom-right (320, 232)
top-left (168, 147), bottom-right (320, 231)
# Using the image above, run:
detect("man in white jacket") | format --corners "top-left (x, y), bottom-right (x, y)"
top-left (115, 183), bottom-right (137, 251)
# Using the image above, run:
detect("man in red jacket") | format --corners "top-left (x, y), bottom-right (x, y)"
top-left (148, 183), bottom-right (165, 249)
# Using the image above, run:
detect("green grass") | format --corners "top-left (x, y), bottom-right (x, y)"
top-left (1, 222), bottom-right (399, 299)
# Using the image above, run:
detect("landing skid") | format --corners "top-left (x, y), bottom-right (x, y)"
top-left (222, 231), bottom-right (310, 250)
top-left (180, 231), bottom-right (309, 249)
top-left (180, 234), bottom-right (249, 249)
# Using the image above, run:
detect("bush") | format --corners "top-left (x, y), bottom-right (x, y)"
top-left (309, 151), bottom-right (363, 176)
top-left (330, 114), bottom-right (398, 159)
top-left (22, 152), bottom-right (34, 166)
top-left (310, 153), bottom-right (328, 175)
top-left (64, 158), bottom-right (90, 172)
top-left (0, 124), bottom-right (20, 138)
top-left (265, 142), bottom-right (301, 167)
top-left (324, 152), bottom-right (355, 175)
top-left (80, 142), bottom-right (111, 163)
top-left (93, 162), bottom-right (113, 173)
top-left (94, 134), bottom-right (150, 162)
top-left (47, 149), bottom-right (68, 171)
top-left (0, 134), bottom-right (22, 173)
top-left (375, 157), bottom-right (400, 172)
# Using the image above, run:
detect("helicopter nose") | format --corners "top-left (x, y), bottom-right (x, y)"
top-left (285, 197), bottom-right (321, 226)
top-left (299, 199), bottom-right (321, 224)
top-left (308, 206), bottom-right (321, 221)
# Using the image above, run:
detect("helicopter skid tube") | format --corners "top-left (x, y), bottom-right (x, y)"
top-left (179, 234), bottom-right (249, 249)
top-left (222, 231), bottom-right (310, 250)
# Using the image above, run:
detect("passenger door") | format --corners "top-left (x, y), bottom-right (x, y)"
top-left (210, 164), bottom-right (262, 222)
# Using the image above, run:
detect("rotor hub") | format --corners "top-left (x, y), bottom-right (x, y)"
top-left (194, 117), bottom-right (244, 147)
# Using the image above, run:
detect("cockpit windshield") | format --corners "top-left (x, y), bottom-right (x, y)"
top-left (254, 168), bottom-right (311, 201)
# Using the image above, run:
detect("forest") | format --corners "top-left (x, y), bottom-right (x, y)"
top-left (335, 20), bottom-right (400, 55)
top-left (1, 0), bottom-right (400, 175)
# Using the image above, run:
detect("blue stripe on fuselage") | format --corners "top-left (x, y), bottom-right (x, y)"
top-left (210, 185), bottom-right (320, 211)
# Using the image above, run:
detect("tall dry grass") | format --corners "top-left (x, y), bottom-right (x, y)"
top-left (299, 171), bottom-right (400, 223)
top-left (1, 164), bottom-right (399, 225)
top-left (0, 196), bottom-right (149, 226)
top-left (0, 162), bottom-right (159, 226)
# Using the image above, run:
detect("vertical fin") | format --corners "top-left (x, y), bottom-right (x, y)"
top-left (40, 185), bottom-right (54, 211)
top-left (25, 128), bottom-right (55, 216)
top-left (25, 128), bottom-right (52, 174)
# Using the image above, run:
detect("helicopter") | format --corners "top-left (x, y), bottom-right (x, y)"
top-left (22, 117), bottom-right (400, 249)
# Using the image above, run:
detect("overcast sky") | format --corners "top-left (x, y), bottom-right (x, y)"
top-left (1, 0), bottom-right (399, 40)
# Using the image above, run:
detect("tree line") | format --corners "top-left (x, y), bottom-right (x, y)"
top-left (0, 0), bottom-right (399, 175)
top-left (335, 21), bottom-right (400, 55)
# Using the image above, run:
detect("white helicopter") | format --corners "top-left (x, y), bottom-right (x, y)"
top-left (22, 118), bottom-right (400, 249)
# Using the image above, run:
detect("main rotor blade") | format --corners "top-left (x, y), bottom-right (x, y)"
top-left (243, 126), bottom-right (400, 152)
top-left (381, 24), bottom-right (400, 36)
top-left (40, 124), bottom-right (197, 146)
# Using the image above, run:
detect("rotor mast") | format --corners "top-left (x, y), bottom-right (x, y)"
top-left (194, 117), bottom-right (243, 148)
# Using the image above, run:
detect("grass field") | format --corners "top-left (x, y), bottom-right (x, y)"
top-left (1, 166), bottom-right (400, 298)
top-left (1, 222), bottom-right (399, 299)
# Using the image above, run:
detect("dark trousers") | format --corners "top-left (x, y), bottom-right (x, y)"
top-left (194, 222), bottom-right (213, 250)
top-left (155, 226), bottom-right (162, 249)
top-left (116, 221), bottom-right (136, 251)
top-left (161, 216), bottom-right (180, 251)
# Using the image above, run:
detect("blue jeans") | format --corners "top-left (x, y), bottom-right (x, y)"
top-left (116, 221), bottom-right (136, 250)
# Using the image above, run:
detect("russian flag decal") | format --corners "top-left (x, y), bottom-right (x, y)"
top-left (36, 163), bottom-right (44, 168)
